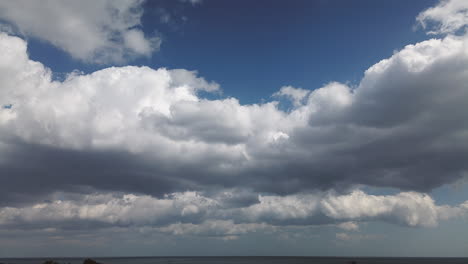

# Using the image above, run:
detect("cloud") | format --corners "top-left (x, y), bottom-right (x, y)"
top-left (273, 86), bottom-right (310, 107)
top-left (320, 191), bottom-right (440, 227)
top-left (1, 0), bottom-right (468, 238)
top-left (157, 220), bottom-right (272, 240)
top-left (0, 192), bottom-right (218, 228)
top-left (337, 222), bottom-right (359, 231)
top-left (0, 0), bottom-right (159, 63)
top-left (336, 232), bottom-right (351, 241)
top-left (238, 190), bottom-right (468, 228)
top-left (179, 0), bottom-right (203, 6)
top-left (2, 28), bottom-right (468, 204)
top-left (335, 232), bottom-right (383, 242)
top-left (417, 0), bottom-right (468, 35)
top-left (1, 189), bottom-right (466, 236)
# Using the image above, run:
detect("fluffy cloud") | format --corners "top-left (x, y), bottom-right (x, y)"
top-left (1, 28), bottom-right (468, 203)
top-left (1, 189), bottom-right (466, 236)
top-left (417, 0), bottom-right (468, 35)
top-left (320, 191), bottom-right (440, 227)
top-left (0, 0), bottom-right (159, 63)
top-left (239, 190), bottom-right (468, 228)
top-left (274, 86), bottom-right (310, 107)
top-left (0, 192), bottom-right (218, 228)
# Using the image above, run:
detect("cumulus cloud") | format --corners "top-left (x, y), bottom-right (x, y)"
top-left (1, 190), bottom-right (467, 234)
top-left (417, 0), bottom-right (468, 35)
top-left (320, 191), bottom-right (440, 227)
top-left (0, 0), bottom-right (159, 63)
top-left (1, 27), bottom-right (468, 204)
top-left (239, 190), bottom-right (468, 228)
top-left (0, 192), bottom-right (219, 228)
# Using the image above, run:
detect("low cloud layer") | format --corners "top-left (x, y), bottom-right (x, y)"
top-left (0, 190), bottom-right (467, 239)
top-left (0, 0), bottom-right (159, 63)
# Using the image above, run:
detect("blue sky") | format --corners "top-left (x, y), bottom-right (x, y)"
top-left (1, 0), bottom-right (468, 257)
top-left (29, 0), bottom-right (436, 103)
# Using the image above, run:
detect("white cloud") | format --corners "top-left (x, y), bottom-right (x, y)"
top-left (240, 190), bottom-right (468, 228)
top-left (1, 189), bottom-right (466, 234)
top-left (158, 220), bottom-right (272, 239)
top-left (320, 191), bottom-right (440, 227)
top-left (336, 232), bottom-right (351, 241)
top-left (274, 86), bottom-right (310, 107)
top-left (0, 0), bottom-right (159, 63)
top-left (0, 191), bottom-right (218, 226)
top-left (240, 193), bottom-right (321, 223)
top-left (337, 222), bottom-right (359, 231)
top-left (123, 29), bottom-right (160, 57)
top-left (417, 0), bottom-right (468, 35)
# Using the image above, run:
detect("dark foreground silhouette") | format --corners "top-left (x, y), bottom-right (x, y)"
top-left (43, 259), bottom-right (101, 264)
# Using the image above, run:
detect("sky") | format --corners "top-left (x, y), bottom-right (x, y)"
top-left (0, 0), bottom-right (468, 258)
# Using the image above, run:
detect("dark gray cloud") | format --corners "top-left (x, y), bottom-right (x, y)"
top-left (0, 140), bottom-right (186, 206)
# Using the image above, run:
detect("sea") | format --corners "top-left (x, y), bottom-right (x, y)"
top-left (1, 257), bottom-right (468, 264)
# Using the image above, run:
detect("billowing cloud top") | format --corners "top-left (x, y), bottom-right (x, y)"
top-left (0, 0), bottom-right (468, 242)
